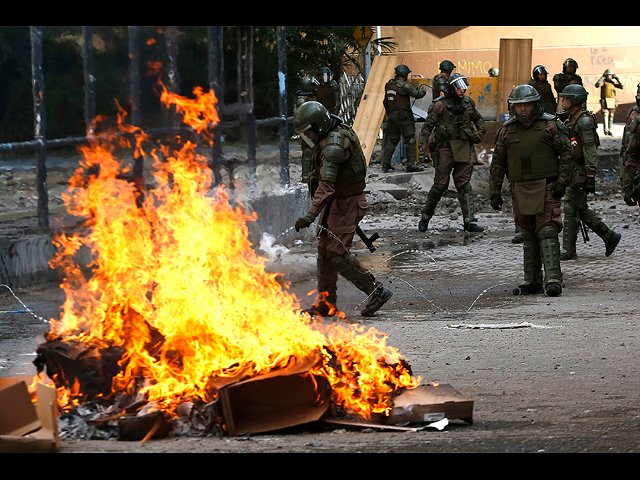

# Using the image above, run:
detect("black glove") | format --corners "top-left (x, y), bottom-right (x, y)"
top-left (624, 194), bottom-right (638, 206)
top-left (490, 194), bottom-right (503, 211)
top-left (552, 181), bottom-right (566, 199)
top-left (295, 213), bottom-right (316, 232)
top-left (585, 175), bottom-right (596, 194)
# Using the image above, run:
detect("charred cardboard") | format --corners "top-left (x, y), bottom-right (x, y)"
top-left (323, 383), bottom-right (473, 430)
top-left (0, 375), bottom-right (60, 452)
top-left (384, 384), bottom-right (474, 425)
top-left (217, 356), bottom-right (331, 436)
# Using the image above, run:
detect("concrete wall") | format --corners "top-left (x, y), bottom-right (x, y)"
top-left (378, 26), bottom-right (640, 120)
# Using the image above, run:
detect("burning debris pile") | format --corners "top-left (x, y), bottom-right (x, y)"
top-left (28, 84), bottom-right (460, 441)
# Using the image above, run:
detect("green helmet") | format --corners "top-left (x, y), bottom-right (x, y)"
top-left (298, 76), bottom-right (319, 95)
top-left (293, 101), bottom-right (332, 147)
top-left (508, 84), bottom-right (542, 121)
top-left (395, 64), bottom-right (411, 77)
top-left (604, 69), bottom-right (615, 76)
top-left (559, 84), bottom-right (588, 106)
top-left (439, 60), bottom-right (455, 73)
top-left (488, 67), bottom-right (499, 77)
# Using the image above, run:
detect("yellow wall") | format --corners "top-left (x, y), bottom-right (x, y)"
top-left (378, 26), bottom-right (640, 119)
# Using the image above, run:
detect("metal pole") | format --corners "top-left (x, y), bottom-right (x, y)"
top-left (128, 26), bottom-right (143, 182)
top-left (207, 26), bottom-right (223, 186)
top-left (30, 26), bottom-right (49, 228)
top-left (81, 26), bottom-right (96, 135)
top-left (277, 26), bottom-right (290, 187)
top-left (239, 26), bottom-right (256, 190)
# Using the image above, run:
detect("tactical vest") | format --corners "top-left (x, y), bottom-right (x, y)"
top-left (315, 83), bottom-right (337, 111)
top-left (504, 118), bottom-right (559, 182)
top-left (434, 96), bottom-right (476, 144)
top-left (600, 81), bottom-right (618, 99)
top-left (385, 79), bottom-right (411, 110)
top-left (310, 124), bottom-right (367, 197)
top-left (566, 110), bottom-right (600, 161)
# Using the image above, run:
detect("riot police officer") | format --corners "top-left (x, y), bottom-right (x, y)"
top-left (314, 67), bottom-right (341, 115)
top-left (595, 69), bottom-right (623, 136)
top-left (432, 60), bottom-right (455, 98)
top-left (553, 58), bottom-right (583, 101)
top-left (528, 65), bottom-right (557, 114)
top-left (489, 84), bottom-right (575, 297)
top-left (558, 84), bottom-right (621, 260)
top-left (418, 73), bottom-right (486, 233)
top-left (293, 101), bottom-right (393, 317)
top-left (620, 83), bottom-right (640, 206)
top-left (381, 64), bottom-right (427, 173)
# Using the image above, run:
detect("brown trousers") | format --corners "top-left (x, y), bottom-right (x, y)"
top-left (318, 193), bottom-right (368, 256)
top-left (433, 147), bottom-right (474, 190)
top-left (510, 182), bottom-right (563, 235)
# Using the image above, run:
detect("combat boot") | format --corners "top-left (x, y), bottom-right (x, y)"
top-left (513, 230), bottom-right (544, 295)
top-left (382, 164), bottom-right (395, 173)
top-left (605, 230), bottom-right (621, 257)
top-left (561, 204), bottom-right (579, 261)
top-left (539, 226), bottom-right (563, 297)
top-left (464, 222), bottom-right (485, 232)
top-left (361, 283), bottom-right (393, 317)
top-left (418, 185), bottom-right (445, 232)
top-left (459, 183), bottom-right (484, 233)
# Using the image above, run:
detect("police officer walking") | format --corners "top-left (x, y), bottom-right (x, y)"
top-left (489, 84), bottom-right (575, 297)
top-left (293, 101), bottom-right (393, 317)
top-left (381, 64), bottom-right (427, 173)
top-left (595, 69), bottom-right (623, 136)
top-left (558, 84), bottom-right (621, 260)
top-left (418, 73), bottom-right (486, 233)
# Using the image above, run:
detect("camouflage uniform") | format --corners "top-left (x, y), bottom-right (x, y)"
top-left (489, 84), bottom-right (574, 297)
top-left (293, 101), bottom-right (392, 317)
top-left (558, 85), bottom-right (621, 260)
top-left (381, 64), bottom-right (427, 172)
top-left (418, 73), bottom-right (486, 232)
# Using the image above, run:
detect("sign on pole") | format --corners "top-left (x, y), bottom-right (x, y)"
top-left (353, 26), bottom-right (373, 48)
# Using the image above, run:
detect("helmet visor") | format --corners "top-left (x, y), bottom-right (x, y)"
top-left (298, 125), bottom-right (316, 148)
top-left (450, 76), bottom-right (470, 91)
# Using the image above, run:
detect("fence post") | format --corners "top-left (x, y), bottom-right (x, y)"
top-left (30, 26), bottom-right (49, 228)
top-left (81, 26), bottom-right (96, 134)
top-left (277, 26), bottom-right (290, 187)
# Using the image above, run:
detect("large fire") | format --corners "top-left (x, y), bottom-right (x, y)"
top-left (41, 83), bottom-right (420, 422)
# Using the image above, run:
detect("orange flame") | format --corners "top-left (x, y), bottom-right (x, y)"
top-left (47, 84), bottom-right (419, 418)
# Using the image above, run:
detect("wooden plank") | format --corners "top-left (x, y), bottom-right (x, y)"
top-left (352, 55), bottom-right (401, 164)
top-left (497, 38), bottom-right (533, 119)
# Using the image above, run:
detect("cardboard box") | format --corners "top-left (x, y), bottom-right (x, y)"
top-left (0, 376), bottom-right (60, 452)
top-left (384, 384), bottom-right (474, 425)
